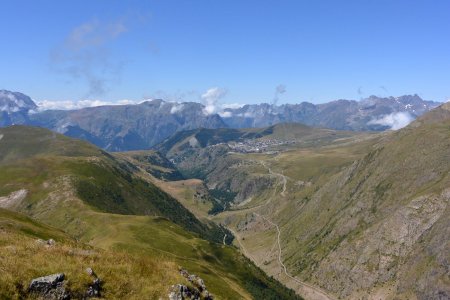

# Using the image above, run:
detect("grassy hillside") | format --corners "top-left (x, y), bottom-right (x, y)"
top-left (0, 208), bottom-right (180, 299)
top-left (0, 126), bottom-right (227, 244)
top-left (115, 150), bottom-right (184, 181)
top-left (156, 123), bottom-right (374, 210)
top-left (276, 105), bottom-right (450, 299)
top-left (208, 105), bottom-right (450, 299)
top-left (0, 126), bottom-right (301, 299)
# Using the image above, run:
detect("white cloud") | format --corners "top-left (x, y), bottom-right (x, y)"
top-left (221, 103), bottom-right (244, 109)
top-left (219, 111), bottom-right (233, 118)
top-left (170, 103), bottom-right (185, 114)
top-left (34, 99), bottom-right (142, 111)
top-left (201, 87), bottom-right (227, 115)
top-left (51, 17), bottom-right (130, 97)
top-left (66, 19), bottom-right (127, 51)
top-left (368, 112), bottom-right (414, 130)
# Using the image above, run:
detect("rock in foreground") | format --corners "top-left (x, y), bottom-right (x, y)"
top-left (28, 273), bottom-right (70, 300)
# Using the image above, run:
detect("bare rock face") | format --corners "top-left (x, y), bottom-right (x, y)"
top-left (169, 284), bottom-right (200, 300)
top-left (311, 190), bottom-right (449, 298)
top-left (28, 273), bottom-right (70, 300)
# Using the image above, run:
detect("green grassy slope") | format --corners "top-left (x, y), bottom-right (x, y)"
top-left (0, 208), bottom-right (181, 299)
top-left (219, 105), bottom-right (450, 299)
top-left (0, 126), bottom-right (226, 244)
top-left (0, 126), bottom-right (300, 299)
top-left (115, 150), bottom-right (184, 181)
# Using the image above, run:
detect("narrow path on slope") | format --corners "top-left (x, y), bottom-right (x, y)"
top-left (255, 213), bottom-right (336, 300)
top-left (253, 161), bottom-right (336, 300)
top-left (260, 161), bottom-right (287, 196)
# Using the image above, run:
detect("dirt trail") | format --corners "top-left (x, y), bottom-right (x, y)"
top-left (225, 161), bottom-right (336, 300)
top-left (260, 161), bottom-right (287, 196)
top-left (255, 213), bottom-right (336, 300)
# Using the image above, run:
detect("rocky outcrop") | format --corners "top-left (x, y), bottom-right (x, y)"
top-left (28, 268), bottom-right (102, 300)
top-left (168, 268), bottom-right (213, 300)
top-left (85, 267), bottom-right (102, 298)
top-left (28, 273), bottom-right (70, 300)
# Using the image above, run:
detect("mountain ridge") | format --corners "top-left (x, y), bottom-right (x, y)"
top-left (0, 89), bottom-right (441, 151)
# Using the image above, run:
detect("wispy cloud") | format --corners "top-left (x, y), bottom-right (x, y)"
top-left (170, 103), bottom-right (185, 114)
top-left (368, 112), bottom-right (414, 130)
top-left (379, 85), bottom-right (388, 93)
top-left (34, 99), bottom-right (143, 111)
top-left (272, 84), bottom-right (286, 106)
top-left (357, 87), bottom-right (363, 95)
top-left (201, 87), bottom-right (227, 115)
top-left (147, 90), bottom-right (198, 103)
top-left (221, 103), bottom-right (244, 109)
top-left (218, 111), bottom-right (233, 118)
top-left (50, 17), bottom-right (131, 97)
top-left (66, 19), bottom-right (127, 50)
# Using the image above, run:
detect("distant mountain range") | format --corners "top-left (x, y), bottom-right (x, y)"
top-left (221, 94), bottom-right (440, 130)
top-left (0, 89), bottom-right (441, 151)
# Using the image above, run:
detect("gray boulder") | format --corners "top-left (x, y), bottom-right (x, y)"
top-left (28, 273), bottom-right (70, 300)
top-left (168, 284), bottom-right (200, 300)
top-left (172, 268), bottom-right (214, 300)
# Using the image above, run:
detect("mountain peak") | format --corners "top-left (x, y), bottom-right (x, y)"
top-left (0, 90), bottom-right (37, 113)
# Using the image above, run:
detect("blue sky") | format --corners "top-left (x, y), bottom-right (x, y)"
top-left (1, 0), bottom-right (449, 105)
